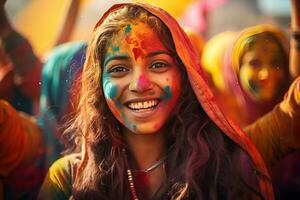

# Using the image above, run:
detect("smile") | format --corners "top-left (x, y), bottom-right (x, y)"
top-left (126, 99), bottom-right (160, 112)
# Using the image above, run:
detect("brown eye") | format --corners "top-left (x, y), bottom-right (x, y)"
top-left (270, 59), bottom-right (283, 69)
top-left (150, 61), bottom-right (169, 72)
top-left (249, 59), bottom-right (261, 68)
top-left (151, 62), bottom-right (166, 68)
top-left (108, 66), bottom-right (129, 73)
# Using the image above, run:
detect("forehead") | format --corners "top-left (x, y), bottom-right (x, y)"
top-left (247, 35), bottom-right (282, 53)
top-left (107, 20), bottom-right (167, 53)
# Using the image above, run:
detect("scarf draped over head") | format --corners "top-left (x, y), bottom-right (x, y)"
top-left (201, 31), bottom-right (237, 92)
top-left (80, 3), bottom-right (274, 199)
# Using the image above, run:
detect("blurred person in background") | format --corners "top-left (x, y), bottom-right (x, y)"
top-left (201, 0), bottom-right (300, 199)
top-left (0, 0), bottom-right (82, 115)
top-left (0, 0), bottom-right (42, 114)
top-left (202, 24), bottom-right (290, 127)
top-left (0, 41), bottom-right (86, 199)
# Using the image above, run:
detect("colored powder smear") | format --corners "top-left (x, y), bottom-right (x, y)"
top-left (132, 47), bottom-right (142, 60)
top-left (137, 75), bottom-right (149, 90)
top-left (108, 85), bottom-right (118, 99)
top-left (103, 73), bottom-right (118, 99)
top-left (133, 125), bottom-right (137, 132)
top-left (164, 86), bottom-right (172, 100)
top-left (112, 46), bottom-right (120, 52)
top-left (125, 24), bottom-right (132, 35)
top-left (121, 113), bottom-right (134, 132)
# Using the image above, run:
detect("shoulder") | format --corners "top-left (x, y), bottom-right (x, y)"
top-left (48, 153), bottom-right (79, 183)
top-left (38, 154), bottom-right (81, 200)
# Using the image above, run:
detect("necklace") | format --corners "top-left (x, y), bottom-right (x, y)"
top-left (126, 168), bottom-right (139, 200)
top-left (123, 147), bottom-right (171, 200)
top-left (134, 155), bottom-right (167, 173)
top-left (123, 149), bottom-right (139, 200)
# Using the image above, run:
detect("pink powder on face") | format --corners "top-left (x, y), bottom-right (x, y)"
top-left (137, 75), bottom-right (150, 90)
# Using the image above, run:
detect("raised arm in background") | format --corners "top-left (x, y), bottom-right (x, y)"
top-left (290, 0), bottom-right (300, 79)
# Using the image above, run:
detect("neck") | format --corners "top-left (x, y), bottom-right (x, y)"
top-left (122, 127), bottom-right (167, 172)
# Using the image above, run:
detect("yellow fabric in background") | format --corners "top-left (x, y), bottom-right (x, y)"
top-left (12, 0), bottom-right (90, 57)
top-left (131, 0), bottom-right (196, 19)
top-left (201, 31), bottom-right (236, 91)
top-left (11, 0), bottom-right (194, 56)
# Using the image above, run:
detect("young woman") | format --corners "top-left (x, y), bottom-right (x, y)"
top-left (39, 3), bottom-right (274, 200)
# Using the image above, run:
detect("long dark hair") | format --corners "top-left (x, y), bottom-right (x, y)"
top-left (64, 5), bottom-right (264, 200)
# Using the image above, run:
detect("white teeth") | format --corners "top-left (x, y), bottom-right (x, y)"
top-left (128, 99), bottom-right (159, 110)
top-left (143, 101), bottom-right (148, 108)
top-left (138, 102), bottom-right (142, 108)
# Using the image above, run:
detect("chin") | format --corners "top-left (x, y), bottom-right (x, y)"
top-left (132, 123), bottom-right (163, 135)
top-left (252, 93), bottom-right (275, 102)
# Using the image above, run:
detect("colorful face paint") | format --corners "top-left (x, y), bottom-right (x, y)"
top-left (103, 73), bottom-right (118, 99)
top-left (239, 37), bottom-right (286, 102)
top-left (102, 19), bottom-right (182, 135)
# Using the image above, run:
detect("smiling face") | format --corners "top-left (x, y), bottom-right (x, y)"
top-left (239, 36), bottom-right (287, 102)
top-left (102, 20), bottom-right (182, 134)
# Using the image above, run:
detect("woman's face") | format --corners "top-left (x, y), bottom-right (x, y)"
top-left (239, 37), bottom-right (286, 102)
top-left (102, 20), bottom-right (182, 134)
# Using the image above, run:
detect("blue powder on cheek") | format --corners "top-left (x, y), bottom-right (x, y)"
top-left (108, 85), bottom-right (118, 99)
top-left (164, 86), bottom-right (172, 100)
top-left (103, 74), bottom-right (118, 99)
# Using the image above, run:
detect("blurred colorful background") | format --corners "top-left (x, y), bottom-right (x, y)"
top-left (4, 0), bottom-right (291, 57)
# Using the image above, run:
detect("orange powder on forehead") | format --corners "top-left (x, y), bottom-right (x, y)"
top-left (122, 22), bottom-right (166, 60)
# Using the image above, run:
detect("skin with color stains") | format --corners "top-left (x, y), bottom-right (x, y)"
top-left (239, 37), bottom-right (286, 102)
top-left (102, 20), bottom-right (182, 134)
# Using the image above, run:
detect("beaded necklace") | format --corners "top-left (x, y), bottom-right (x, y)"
top-left (123, 148), bottom-right (139, 200)
top-left (122, 148), bottom-right (167, 200)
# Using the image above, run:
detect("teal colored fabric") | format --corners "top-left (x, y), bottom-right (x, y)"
top-left (37, 41), bottom-right (86, 167)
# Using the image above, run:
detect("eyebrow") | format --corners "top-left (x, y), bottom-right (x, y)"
top-left (145, 50), bottom-right (172, 58)
top-left (103, 54), bottom-right (129, 67)
top-left (103, 51), bottom-right (172, 67)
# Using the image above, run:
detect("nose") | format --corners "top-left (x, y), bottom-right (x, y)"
top-left (258, 67), bottom-right (269, 80)
top-left (129, 74), bottom-right (153, 93)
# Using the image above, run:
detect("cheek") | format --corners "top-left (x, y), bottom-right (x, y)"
top-left (102, 76), bottom-right (124, 122)
top-left (106, 99), bottom-right (120, 114)
top-left (103, 76), bottom-right (118, 99)
top-left (240, 66), bottom-right (255, 83)
top-left (164, 86), bottom-right (172, 100)
top-left (105, 99), bottom-right (123, 124)
top-left (271, 69), bottom-right (285, 82)
top-left (162, 73), bottom-right (182, 102)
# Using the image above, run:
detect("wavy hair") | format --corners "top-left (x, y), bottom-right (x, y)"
top-left (64, 5), bottom-right (263, 200)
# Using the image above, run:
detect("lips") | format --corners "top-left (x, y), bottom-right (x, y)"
top-left (127, 99), bottom-right (159, 109)
top-left (126, 99), bottom-right (160, 112)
